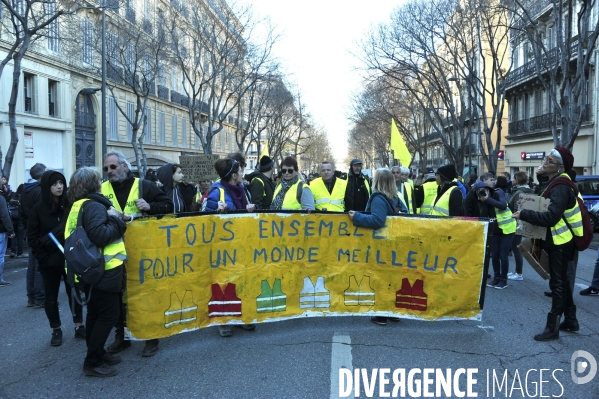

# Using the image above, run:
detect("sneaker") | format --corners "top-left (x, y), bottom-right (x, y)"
top-left (580, 286), bottom-right (599, 296)
top-left (508, 273), bottom-right (523, 281)
top-left (74, 325), bottom-right (86, 339)
top-left (487, 278), bottom-right (500, 288)
top-left (51, 329), bottom-right (63, 346)
top-left (370, 316), bottom-right (387, 326)
top-left (495, 280), bottom-right (508, 290)
top-left (83, 364), bottom-right (118, 378)
top-left (102, 353), bottom-right (122, 366)
top-left (9, 253), bottom-right (14, 258)
top-left (34, 300), bottom-right (44, 309)
top-left (27, 298), bottom-right (34, 307)
top-left (218, 325), bottom-right (232, 337)
top-left (0, 280), bottom-right (11, 287)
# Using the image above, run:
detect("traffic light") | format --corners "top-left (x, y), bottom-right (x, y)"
top-left (498, 150), bottom-right (504, 160)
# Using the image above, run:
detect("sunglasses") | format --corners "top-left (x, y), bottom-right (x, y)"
top-left (103, 164), bottom-right (119, 172)
top-left (281, 168), bottom-right (295, 174)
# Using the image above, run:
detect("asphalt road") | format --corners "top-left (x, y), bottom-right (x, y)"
top-left (1, 239), bottom-right (598, 399)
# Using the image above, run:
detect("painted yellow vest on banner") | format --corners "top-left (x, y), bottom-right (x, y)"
top-left (123, 213), bottom-right (489, 340)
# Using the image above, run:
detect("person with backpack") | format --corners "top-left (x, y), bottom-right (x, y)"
top-left (512, 147), bottom-right (582, 341)
top-left (270, 157), bottom-right (315, 211)
top-left (17, 163), bottom-right (47, 307)
top-left (204, 157), bottom-right (259, 337)
top-left (507, 171), bottom-right (535, 281)
top-left (66, 167), bottom-right (127, 377)
top-left (26, 170), bottom-right (85, 346)
top-left (246, 156), bottom-right (276, 210)
top-left (349, 168), bottom-right (405, 326)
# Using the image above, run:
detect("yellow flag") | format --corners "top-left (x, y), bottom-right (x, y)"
top-left (390, 118), bottom-right (412, 167)
top-left (259, 142), bottom-right (269, 159)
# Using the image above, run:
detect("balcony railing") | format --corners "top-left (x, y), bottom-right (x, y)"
top-left (509, 107), bottom-right (593, 136)
top-left (171, 90), bottom-right (181, 104)
top-left (157, 85), bottom-right (169, 100)
top-left (107, 64), bottom-right (123, 84)
top-left (143, 79), bottom-right (155, 96)
top-left (181, 95), bottom-right (189, 107)
top-left (25, 97), bottom-right (32, 112)
top-left (143, 18), bottom-right (152, 35)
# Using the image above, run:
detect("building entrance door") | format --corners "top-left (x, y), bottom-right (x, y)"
top-left (75, 92), bottom-right (96, 169)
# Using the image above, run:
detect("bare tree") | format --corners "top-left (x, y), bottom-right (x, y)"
top-left (0, 0), bottom-right (79, 177)
top-left (301, 127), bottom-right (335, 173)
top-left (167, 0), bottom-right (277, 155)
top-left (508, 0), bottom-right (599, 148)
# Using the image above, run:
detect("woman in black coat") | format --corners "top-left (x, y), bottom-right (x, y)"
top-left (27, 171), bottom-right (84, 346)
top-left (67, 167), bottom-right (127, 378)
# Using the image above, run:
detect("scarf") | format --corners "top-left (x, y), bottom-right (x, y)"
top-left (270, 175), bottom-right (299, 210)
top-left (220, 180), bottom-right (248, 210)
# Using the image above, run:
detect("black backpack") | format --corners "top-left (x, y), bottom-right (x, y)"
top-left (64, 202), bottom-right (105, 289)
top-left (7, 198), bottom-right (20, 220)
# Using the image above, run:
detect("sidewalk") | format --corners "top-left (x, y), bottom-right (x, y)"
top-left (3, 252), bottom-right (30, 270)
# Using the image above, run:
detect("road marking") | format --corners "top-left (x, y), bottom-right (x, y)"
top-left (330, 334), bottom-right (353, 399)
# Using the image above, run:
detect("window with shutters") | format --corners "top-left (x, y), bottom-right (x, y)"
top-left (172, 115), bottom-right (178, 147)
top-left (182, 118), bottom-right (187, 148)
top-left (127, 102), bottom-right (134, 141)
top-left (159, 111), bottom-right (165, 145)
top-left (48, 80), bottom-right (59, 117)
top-left (82, 18), bottom-right (93, 66)
top-left (23, 73), bottom-right (37, 113)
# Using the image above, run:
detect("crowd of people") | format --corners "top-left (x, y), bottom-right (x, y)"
top-left (0, 146), bottom-right (594, 378)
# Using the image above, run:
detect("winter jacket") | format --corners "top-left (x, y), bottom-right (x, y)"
top-left (107, 170), bottom-right (173, 215)
top-left (351, 192), bottom-right (402, 229)
top-left (0, 195), bottom-right (14, 235)
top-left (246, 170), bottom-right (275, 210)
top-left (204, 181), bottom-right (250, 212)
top-left (464, 187), bottom-right (480, 217)
top-left (156, 163), bottom-right (186, 214)
top-left (79, 193), bottom-right (127, 293)
top-left (472, 180), bottom-right (509, 234)
top-left (26, 171), bottom-right (68, 268)
top-left (344, 171), bottom-right (370, 212)
top-left (17, 180), bottom-right (42, 228)
top-left (520, 177), bottom-right (577, 247)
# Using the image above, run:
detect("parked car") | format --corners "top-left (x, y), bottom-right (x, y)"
top-left (576, 175), bottom-right (599, 231)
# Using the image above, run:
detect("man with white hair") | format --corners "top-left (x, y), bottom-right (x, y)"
top-left (391, 166), bottom-right (414, 214)
top-left (102, 150), bottom-right (173, 358)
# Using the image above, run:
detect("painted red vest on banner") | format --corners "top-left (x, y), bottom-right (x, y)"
top-left (396, 278), bottom-right (428, 311)
top-left (208, 283), bottom-right (242, 317)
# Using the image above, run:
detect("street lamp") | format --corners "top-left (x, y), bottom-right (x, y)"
top-left (87, 5), bottom-right (107, 164)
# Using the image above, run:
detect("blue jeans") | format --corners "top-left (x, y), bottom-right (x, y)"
top-left (492, 233), bottom-right (514, 280)
top-left (0, 233), bottom-right (7, 281)
top-left (511, 234), bottom-right (524, 274)
top-left (592, 247), bottom-right (599, 290)
top-left (27, 247), bottom-right (44, 301)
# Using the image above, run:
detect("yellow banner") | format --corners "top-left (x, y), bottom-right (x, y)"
top-left (123, 213), bottom-right (489, 340)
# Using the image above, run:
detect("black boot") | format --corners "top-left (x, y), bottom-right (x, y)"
top-left (106, 335), bottom-right (131, 354)
top-left (534, 313), bottom-right (560, 341)
top-left (559, 306), bottom-right (579, 332)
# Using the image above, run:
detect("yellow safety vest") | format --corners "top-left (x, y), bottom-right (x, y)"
top-left (65, 199), bottom-right (126, 272)
top-left (101, 178), bottom-right (142, 218)
top-left (419, 181), bottom-right (438, 215)
top-left (363, 177), bottom-right (371, 196)
top-left (403, 182), bottom-right (414, 214)
top-left (495, 203), bottom-right (517, 234)
top-left (430, 186), bottom-right (457, 217)
top-left (396, 190), bottom-right (408, 212)
top-left (543, 173), bottom-right (583, 245)
top-left (310, 177), bottom-right (346, 212)
top-left (272, 180), bottom-right (307, 210)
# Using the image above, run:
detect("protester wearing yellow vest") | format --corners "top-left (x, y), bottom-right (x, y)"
top-left (66, 167), bottom-right (127, 378)
top-left (344, 159), bottom-right (371, 212)
top-left (513, 147), bottom-right (581, 342)
top-left (413, 169), bottom-right (438, 215)
top-left (429, 165), bottom-right (464, 217)
top-left (102, 151), bottom-right (173, 358)
top-left (270, 156), bottom-right (315, 210)
top-left (473, 173), bottom-right (516, 291)
top-left (392, 166), bottom-right (414, 214)
top-left (311, 162), bottom-right (347, 212)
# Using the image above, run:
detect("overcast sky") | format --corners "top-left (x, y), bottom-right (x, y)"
top-left (242, 0), bottom-right (401, 167)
